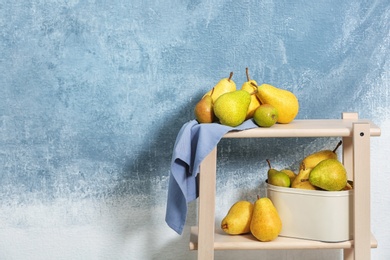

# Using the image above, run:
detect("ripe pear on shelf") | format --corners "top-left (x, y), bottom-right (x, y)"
top-left (253, 104), bottom-right (278, 127)
top-left (250, 197), bottom-right (282, 242)
top-left (280, 169), bottom-right (297, 184)
top-left (309, 158), bottom-right (348, 191)
top-left (203, 72), bottom-right (236, 103)
top-left (194, 88), bottom-right (215, 123)
top-left (300, 141), bottom-right (342, 170)
top-left (241, 68), bottom-right (261, 120)
top-left (342, 181), bottom-right (353, 190)
top-left (221, 200), bottom-right (254, 235)
top-left (213, 90), bottom-right (251, 127)
top-left (291, 163), bottom-right (317, 190)
top-left (266, 159), bottom-right (290, 187)
top-left (255, 83), bottom-right (299, 124)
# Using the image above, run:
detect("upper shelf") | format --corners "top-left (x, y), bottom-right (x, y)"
top-left (223, 119), bottom-right (381, 138)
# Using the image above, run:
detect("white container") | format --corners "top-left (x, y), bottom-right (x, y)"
top-left (266, 182), bottom-right (353, 242)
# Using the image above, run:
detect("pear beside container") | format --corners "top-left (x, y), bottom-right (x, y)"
top-left (266, 182), bottom-right (353, 242)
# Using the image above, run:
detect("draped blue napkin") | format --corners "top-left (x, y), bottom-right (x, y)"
top-left (165, 119), bottom-right (258, 234)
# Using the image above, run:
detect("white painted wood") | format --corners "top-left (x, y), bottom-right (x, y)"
top-left (352, 123), bottom-right (372, 260)
top-left (192, 114), bottom-right (380, 259)
top-left (197, 147), bottom-right (217, 260)
top-left (190, 227), bottom-right (377, 250)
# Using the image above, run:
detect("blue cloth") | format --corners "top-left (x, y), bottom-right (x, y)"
top-left (165, 119), bottom-right (258, 234)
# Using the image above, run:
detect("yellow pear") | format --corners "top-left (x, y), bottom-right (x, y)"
top-left (309, 159), bottom-right (348, 191)
top-left (241, 68), bottom-right (261, 119)
top-left (213, 90), bottom-right (251, 127)
top-left (194, 88), bottom-right (215, 123)
top-left (203, 72), bottom-right (236, 102)
top-left (342, 181), bottom-right (353, 190)
top-left (250, 197), bottom-right (282, 242)
top-left (291, 164), bottom-right (317, 190)
top-left (300, 141), bottom-right (342, 170)
top-left (221, 201), bottom-right (254, 235)
top-left (256, 83), bottom-right (299, 124)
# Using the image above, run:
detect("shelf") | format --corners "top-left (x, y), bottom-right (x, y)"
top-left (223, 119), bottom-right (381, 138)
top-left (189, 226), bottom-right (378, 250)
top-left (193, 113), bottom-right (381, 259)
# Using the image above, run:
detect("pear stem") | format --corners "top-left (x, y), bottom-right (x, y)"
top-left (250, 89), bottom-right (258, 95)
top-left (250, 82), bottom-right (258, 88)
top-left (266, 159), bottom-right (272, 169)
top-left (245, 67), bottom-right (250, 81)
top-left (210, 87), bottom-right (215, 100)
top-left (302, 162), bottom-right (306, 171)
top-left (332, 140), bottom-right (343, 153)
top-left (228, 72), bottom-right (233, 82)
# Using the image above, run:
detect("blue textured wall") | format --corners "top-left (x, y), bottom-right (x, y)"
top-left (1, 1), bottom-right (389, 259)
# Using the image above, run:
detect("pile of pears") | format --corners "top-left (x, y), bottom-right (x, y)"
top-left (267, 140), bottom-right (352, 191)
top-left (221, 196), bottom-right (282, 242)
top-left (194, 68), bottom-right (299, 127)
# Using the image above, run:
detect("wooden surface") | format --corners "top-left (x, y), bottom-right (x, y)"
top-left (223, 119), bottom-right (381, 138)
top-left (190, 226), bottom-right (378, 250)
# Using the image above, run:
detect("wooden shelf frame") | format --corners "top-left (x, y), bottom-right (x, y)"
top-left (190, 113), bottom-right (381, 260)
top-left (190, 226), bottom-right (378, 250)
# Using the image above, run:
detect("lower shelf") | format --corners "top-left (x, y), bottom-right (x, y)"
top-left (189, 226), bottom-right (378, 250)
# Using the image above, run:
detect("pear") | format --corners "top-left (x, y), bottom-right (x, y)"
top-left (241, 68), bottom-right (261, 119)
top-left (253, 104), bottom-right (278, 127)
top-left (255, 83), bottom-right (299, 124)
top-left (250, 197), bottom-right (282, 242)
top-left (291, 163), bottom-right (317, 190)
top-left (266, 159), bottom-right (290, 187)
top-left (300, 141), bottom-right (342, 170)
top-left (213, 90), bottom-right (251, 127)
top-left (309, 158), bottom-right (348, 191)
top-left (221, 200), bottom-right (254, 235)
top-left (194, 88), bottom-right (215, 123)
top-left (342, 181), bottom-right (353, 190)
top-left (280, 169), bottom-right (297, 184)
top-left (203, 72), bottom-right (236, 103)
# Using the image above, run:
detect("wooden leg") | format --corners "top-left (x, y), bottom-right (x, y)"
top-left (344, 248), bottom-right (354, 260)
top-left (352, 122), bottom-right (371, 260)
top-left (342, 112), bottom-right (357, 181)
top-left (198, 147), bottom-right (217, 260)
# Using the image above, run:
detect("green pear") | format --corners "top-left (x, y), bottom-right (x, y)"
top-left (221, 200), bottom-right (254, 235)
top-left (309, 158), bottom-right (347, 191)
top-left (203, 72), bottom-right (236, 102)
top-left (253, 104), bottom-right (278, 127)
top-left (256, 83), bottom-right (299, 124)
top-left (213, 90), bottom-right (251, 127)
top-left (250, 197), bottom-right (282, 242)
top-left (266, 159), bottom-right (290, 187)
top-left (241, 68), bottom-right (261, 120)
top-left (194, 89), bottom-right (215, 123)
top-left (280, 169), bottom-right (297, 184)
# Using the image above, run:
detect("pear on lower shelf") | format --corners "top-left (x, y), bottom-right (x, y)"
top-left (291, 163), bottom-right (317, 190)
top-left (309, 158), bottom-right (348, 191)
top-left (250, 197), bottom-right (282, 242)
top-left (221, 200), bottom-right (254, 235)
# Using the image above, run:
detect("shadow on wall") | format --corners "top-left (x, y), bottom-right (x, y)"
top-left (101, 92), bottom-right (202, 259)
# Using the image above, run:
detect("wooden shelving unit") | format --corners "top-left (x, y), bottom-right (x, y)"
top-left (189, 113), bottom-right (381, 260)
